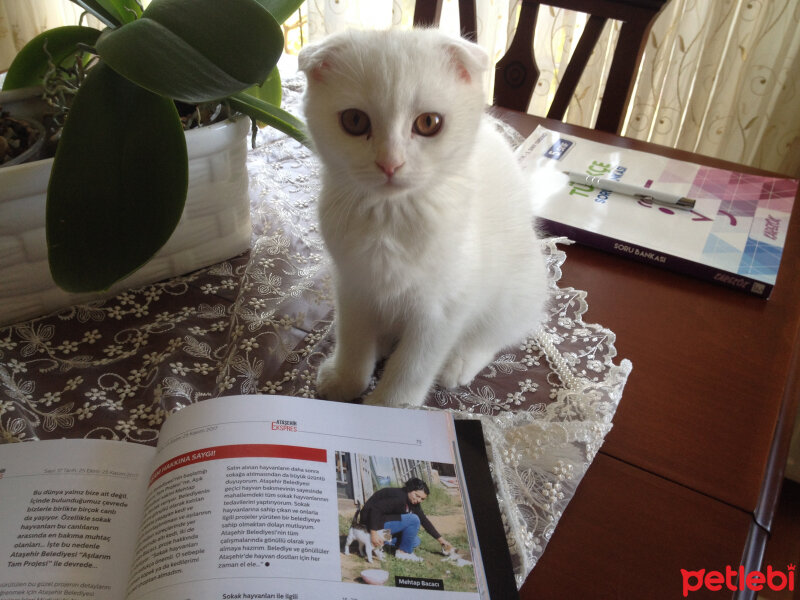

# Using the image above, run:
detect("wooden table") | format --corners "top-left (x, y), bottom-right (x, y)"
top-left (496, 109), bottom-right (800, 600)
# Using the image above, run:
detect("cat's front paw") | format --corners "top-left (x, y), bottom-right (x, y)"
top-left (316, 356), bottom-right (368, 402)
top-left (438, 348), bottom-right (492, 388)
top-left (437, 353), bottom-right (481, 389)
top-left (437, 355), bottom-right (466, 389)
top-left (364, 386), bottom-right (422, 408)
top-left (362, 389), bottom-right (390, 407)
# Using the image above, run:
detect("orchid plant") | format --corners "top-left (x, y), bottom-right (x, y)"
top-left (2, 0), bottom-right (307, 292)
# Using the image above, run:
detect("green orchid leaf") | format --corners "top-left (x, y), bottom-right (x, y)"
top-left (47, 61), bottom-right (188, 292)
top-left (94, 0), bottom-right (142, 24)
top-left (243, 66), bottom-right (282, 108)
top-left (229, 91), bottom-right (309, 145)
top-left (72, 0), bottom-right (142, 25)
top-left (95, 0), bottom-right (283, 103)
top-left (251, 0), bottom-right (306, 25)
top-left (69, 0), bottom-right (123, 27)
top-left (2, 26), bottom-right (101, 91)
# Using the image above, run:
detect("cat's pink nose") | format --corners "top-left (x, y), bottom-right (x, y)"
top-left (376, 161), bottom-right (404, 178)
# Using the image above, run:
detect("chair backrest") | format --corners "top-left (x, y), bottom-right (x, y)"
top-left (414, 0), bottom-right (668, 134)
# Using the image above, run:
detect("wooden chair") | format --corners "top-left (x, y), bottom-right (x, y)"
top-left (413, 0), bottom-right (668, 134)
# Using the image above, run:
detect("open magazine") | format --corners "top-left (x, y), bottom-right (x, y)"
top-left (0, 395), bottom-right (517, 600)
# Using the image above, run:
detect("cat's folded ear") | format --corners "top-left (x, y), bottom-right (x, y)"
top-left (444, 37), bottom-right (489, 84)
top-left (298, 34), bottom-right (348, 83)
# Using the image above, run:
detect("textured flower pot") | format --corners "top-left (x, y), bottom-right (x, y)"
top-left (0, 92), bottom-right (252, 326)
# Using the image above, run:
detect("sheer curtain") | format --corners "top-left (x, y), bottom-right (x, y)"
top-left (624, 0), bottom-right (800, 176)
top-left (0, 1), bottom-right (101, 68)
top-left (3, 0), bottom-right (798, 176)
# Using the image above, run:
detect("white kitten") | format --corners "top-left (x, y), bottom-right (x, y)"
top-left (344, 525), bottom-right (391, 563)
top-left (441, 545), bottom-right (473, 567)
top-left (299, 29), bottom-right (549, 408)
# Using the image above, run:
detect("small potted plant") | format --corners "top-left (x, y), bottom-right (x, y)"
top-left (0, 0), bottom-right (307, 324)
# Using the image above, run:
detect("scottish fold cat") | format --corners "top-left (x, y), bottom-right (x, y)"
top-left (298, 28), bottom-right (549, 408)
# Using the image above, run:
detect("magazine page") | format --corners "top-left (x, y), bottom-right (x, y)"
top-left (125, 395), bottom-right (493, 600)
top-left (517, 125), bottom-right (797, 290)
top-left (0, 439), bottom-right (154, 600)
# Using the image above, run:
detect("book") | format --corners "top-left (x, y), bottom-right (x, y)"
top-left (0, 395), bottom-right (518, 600)
top-left (516, 125), bottom-right (799, 298)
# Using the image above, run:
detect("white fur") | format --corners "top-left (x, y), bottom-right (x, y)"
top-left (299, 29), bottom-right (549, 408)
top-left (441, 545), bottom-right (473, 567)
top-left (344, 526), bottom-right (390, 563)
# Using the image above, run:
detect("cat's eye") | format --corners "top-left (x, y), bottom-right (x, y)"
top-left (413, 113), bottom-right (443, 137)
top-left (340, 109), bottom-right (371, 136)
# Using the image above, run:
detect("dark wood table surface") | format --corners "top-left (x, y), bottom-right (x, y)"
top-left (495, 109), bottom-right (800, 600)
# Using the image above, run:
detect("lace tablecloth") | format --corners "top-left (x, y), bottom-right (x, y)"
top-left (0, 76), bottom-right (631, 586)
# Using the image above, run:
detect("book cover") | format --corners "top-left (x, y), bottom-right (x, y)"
top-left (517, 126), bottom-right (799, 298)
top-left (0, 395), bottom-right (517, 600)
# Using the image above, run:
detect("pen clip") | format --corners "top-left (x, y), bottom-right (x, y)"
top-left (634, 194), bottom-right (696, 210)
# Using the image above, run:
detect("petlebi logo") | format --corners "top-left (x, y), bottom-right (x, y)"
top-left (681, 564), bottom-right (795, 597)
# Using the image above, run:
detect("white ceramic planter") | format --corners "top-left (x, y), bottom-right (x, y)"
top-left (0, 97), bottom-right (252, 327)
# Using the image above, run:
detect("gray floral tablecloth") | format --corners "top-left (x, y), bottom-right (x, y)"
top-left (0, 76), bottom-right (632, 586)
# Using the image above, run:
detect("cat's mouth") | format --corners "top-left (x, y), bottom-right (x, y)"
top-left (383, 178), bottom-right (405, 188)
top-left (376, 177), bottom-right (410, 193)
top-left (352, 169), bottom-right (415, 194)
